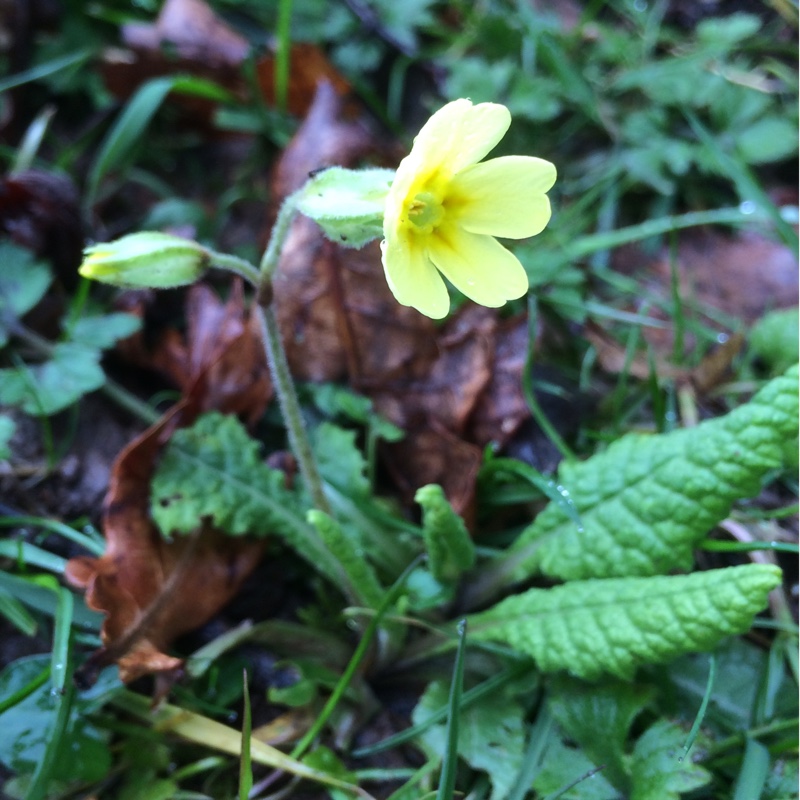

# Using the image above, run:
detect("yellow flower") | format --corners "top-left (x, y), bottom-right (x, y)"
top-left (381, 99), bottom-right (556, 319)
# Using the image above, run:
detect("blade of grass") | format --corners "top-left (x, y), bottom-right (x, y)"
top-left (275, 0), bottom-right (293, 112)
top-left (0, 515), bottom-right (104, 556)
top-left (0, 49), bottom-right (94, 93)
top-left (684, 110), bottom-right (799, 250)
top-left (25, 586), bottom-right (75, 800)
top-left (732, 737), bottom-right (770, 800)
top-left (0, 587), bottom-right (37, 635)
top-left (506, 693), bottom-right (554, 800)
top-left (290, 555), bottom-right (424, 760)
top-left (352, 662), bottom-right (532, 758)
top-left (435, 619), bottom-right (467, 800)
top-left (85, 76), bottom-right (177, 209)
top-left (239, 670), bottom-right (253, 800)
top-left (0, 663), bottom-right (50, 714)
top-left (11, 105), bottom-right (56, 174)
top-left (682, 653), bottom-right (716, 760)
top-left (112, 690), bottom-right (374, 798)
top-left (523, 296), bottom-right (575, 462)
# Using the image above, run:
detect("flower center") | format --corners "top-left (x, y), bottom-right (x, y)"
top-left (407, 191), bottom-right (445, 235)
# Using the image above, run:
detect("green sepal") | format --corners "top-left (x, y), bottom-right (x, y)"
top-left (296, 167), bottom-right (394, 248)
top-left (467, 564), bottom-right (782, 680)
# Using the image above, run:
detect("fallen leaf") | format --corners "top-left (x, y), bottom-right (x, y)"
top-left (104, 0), bottom-right (350, 119)
top-left (116, 280), bottom-right (273, 424)
top-left (65, 397), bottom-right (266, 685)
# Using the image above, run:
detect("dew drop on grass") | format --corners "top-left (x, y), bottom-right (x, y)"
top-left (739, 200), bottom-right (756, 215)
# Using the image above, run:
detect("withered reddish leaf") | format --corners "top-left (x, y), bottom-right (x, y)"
top-left (116, 281), bottom-right (272, 423)
top-left (105, 0), bottom-right (350, 120)
top-left (381, 426), bottom-right (484, 521)
top-left (65, 398), bottom-right (265, 684)
top-left (122, 0), bottom-right (249, 65)
top-left (469, 315), bottom-right (537, 448)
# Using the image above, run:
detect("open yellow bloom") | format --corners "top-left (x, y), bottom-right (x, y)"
top-left (381, 99), bottom-right (556, 319)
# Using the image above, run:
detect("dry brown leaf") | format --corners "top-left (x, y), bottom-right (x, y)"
top-left (104, 0), bottom-right (350, 119)
top-left (116, 281), bottom-right (273, 424)
top-left (65, 397), bottom-right (265, 685)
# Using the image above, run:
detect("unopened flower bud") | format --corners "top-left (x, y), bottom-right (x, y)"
top-left (79, 232), bottom-right (209, 288)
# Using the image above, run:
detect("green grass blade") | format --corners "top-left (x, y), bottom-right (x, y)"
top-left (239, 670), bottom-right (253, 800)
top-left (24, 586), bottom-right (75, 800)
top-left (0, 49), bottom-right (94, 93)
top-left (85, 76), bottom-right (177, 208)
top-left (435, 619), bottom-right (467, 800)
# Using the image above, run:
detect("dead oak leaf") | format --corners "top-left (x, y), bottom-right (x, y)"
top-left (65, 398), bottom-right (265, 685)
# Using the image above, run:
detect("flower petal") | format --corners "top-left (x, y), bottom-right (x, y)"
top-left (381, 234), bottom-right (451, 319)
top-left (448, 156), bottom-right (557, 239)
top-left (409, 100), bottom-right (511, 175)
top-left (427, 226), bottom-right (529, 308)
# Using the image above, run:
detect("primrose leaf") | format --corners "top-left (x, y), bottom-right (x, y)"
top-left (151, 412), bottom-right (348, 589)
top-left (415, 484), bottom-right (475, 582)
top-left (468, 564), bottom-right (781, 680)
top-left (307, 510), bottom-right (384, 608)
top-left (0, 343), bottom-right (105, 415)
top-left (548, 677), bottom-right (654, 791)
top-left (629, 720), bottom-right (711, 800)
top-left (412, 679), bottom-right (526, 800)
top-left (736, 116), bottom-right (799, 164)
top-left (509, 365), bottom-right (798, 581)
top-left (313, 422), bottom-right (370, 498)
top-left (0, 242), bottom-right (53, 348)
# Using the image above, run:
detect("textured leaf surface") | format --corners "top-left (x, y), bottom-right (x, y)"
top-left (509, 365), bottom-right (798, 581)
top-left (151, 412), bottom-right (345, 586)
top-left (468, 564), bottom-right (781, 680)
top-left (307, 510), bottom-right (383, 608)
top-left (415, 484), bottom-right (475, 582)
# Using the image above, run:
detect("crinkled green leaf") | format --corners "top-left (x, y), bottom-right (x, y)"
top-left (313, 422), bottom-right (370, 498)
top-left (629, 720), bottom-right (711, 800)
top-left (307, 510), bottom-right (384, 608)
top-left (509, 366), bottom-right (798, 581)
top-left (416, 484), bottom-right (475, 583)
top-left (412, 679), bottom-right (526, 800)
top-left (0, 242), bottom-right (52, 348)
top-left (68, 312), bottom-right (141, 349)
top-left (151, 412), bottom-right (346, 588)
top-left (0, 343), bottom-right (105, 415)
top-left (548, 676), bottom-right (654, 791)
top-left (468, 564), bottom-right (781, 680)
